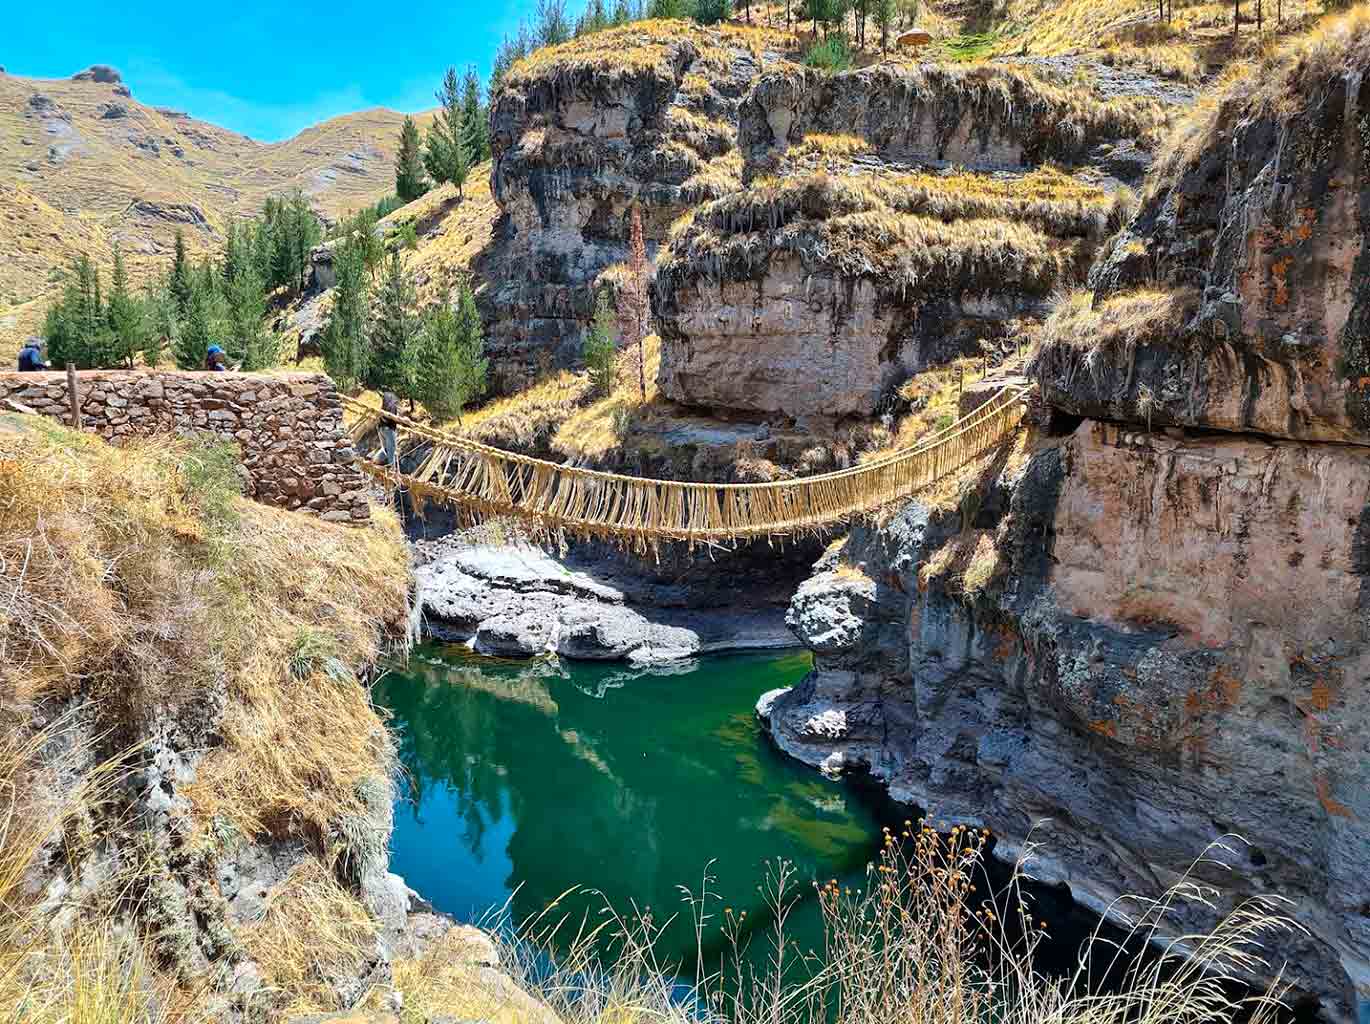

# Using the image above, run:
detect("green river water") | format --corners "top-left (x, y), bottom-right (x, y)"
top-left (376, 644), bottom-right (886, 970)
top-left (376, 643), bottom-right (1158, 991)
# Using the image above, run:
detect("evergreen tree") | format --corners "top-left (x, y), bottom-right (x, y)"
top-left (582, 288), bottom-right (618, 395)
top-left (876, 0), bottom-right (896, 50)
top-left (491, 22), bottom-right (533, 94)
top-left (418, 280), bottom-right (487, 421)
top-left (142, 279), bottom-right (179, 368)
top-left (44, 255), bottom-right (118, 369)
top-left (395, 116), bottom-right (428, 203)
top-left (106, 242), bottom-right (146, 368)
top-left (170, 229), bottom-right (193, 315)
top-left (224, 265), bottom-right (280, 370)
top-left (459, 67), bottom-right (490, 164)
top-left (319, 240), bottom-right (370, 392)
top-left (368, 251), bottom-right (422, 399)
top-left (424, 66), bottom-right (472, 195)
top-left (174, 267), bottom-right (230, 370)
top-left (535, 0), bottom-right (572, 45)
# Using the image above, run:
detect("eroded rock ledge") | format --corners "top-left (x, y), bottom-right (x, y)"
top-left (761, 418), bottom-right (1370, 1020)
top-left (416, 540), bottom-right (810, 664)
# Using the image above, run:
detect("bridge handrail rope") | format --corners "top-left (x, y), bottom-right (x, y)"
top-left (341, 383), bottom-right (1029, 543)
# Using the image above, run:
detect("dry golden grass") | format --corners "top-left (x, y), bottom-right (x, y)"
top-left (365, 925), bottom-right (559, 1024)
top-left (795, 132), bottom-right (872, 157)
top-left (381, 166), bottom-right (499, 308)
top-left (448, 825), bottom-right (1300, 1024)
top-left (663, 174), bottom-right (1078, 301)
top-left (241, 858), bottom-right (380, 1017)
top-left (552, 335), bottom-right (665, 461)
top-left (987, 0), bottom-right (1322, 69)
top-left (0, 413), bottom-right (410, 847)
top-left (460, 370), bottom-right (595, 450)
top-left (504, 18), bottom-right (796, 90)
top-left (1036, 286), bottom-right (1199, 377)
top-left (1150, 6), bottom-right (1370, 200)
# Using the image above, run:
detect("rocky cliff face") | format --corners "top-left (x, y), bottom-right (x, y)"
top-left (480, 23), bottom-right (774, 392)
top-left (1038, 48), bottom-right (1370, 443)
top-left (653, 61), bottom-right (1174, 424)
top-left (762, 33), bottom-right (1370, 1022)
top-left (765, 420), bottom-right (1370, 1019)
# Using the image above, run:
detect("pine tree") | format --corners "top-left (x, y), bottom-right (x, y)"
top-left (460, 67), bottom-right (490, 164)
top-left (44, 254), bottom-right (117, 369)
top-left (491, 22), bottom-right (533, 94)
top-left (170, 229), bottom-right (193, 315)
top-left (224, 265), bottom-right (280, 370)
top-left (174, 267), bottom-right (230, 370)
top-left (876, 0), bottom-right (896, 51)
top-left (106, 242), bottom-right (146, 368)
top-left (368, 251), bottom-right (422, 398)
top-left (395, 116), bottom-right (427, 203)
top-left (394, 117), bottom-right (424, 202)
top-left (418, 279), bottom-right (487, 421)
top-left (319, 240), bottom-right (370, 392)
top-left (615, 206), bottom-right (651, 400)
top-left (582, 288), bottom-right (618, 395)
top-left (535, 0), bottom-right (572, 45)
top-left (142, 279), bottom-right (179, 368)
top-left (424, 66), bottom-right (472, 196)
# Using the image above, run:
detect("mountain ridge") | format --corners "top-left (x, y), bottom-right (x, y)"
top-left (0, 65), bottom-right (434, 358)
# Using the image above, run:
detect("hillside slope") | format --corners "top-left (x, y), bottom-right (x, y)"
top-left (0, 65), bottom-right (431, 355)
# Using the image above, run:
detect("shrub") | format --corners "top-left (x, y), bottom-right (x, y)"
top-left (804, 33), bottom-right (853, 70)
top-left (694, 0), bottom-right (732, 22)
top-left (583, 290), bottom-right (619, 395)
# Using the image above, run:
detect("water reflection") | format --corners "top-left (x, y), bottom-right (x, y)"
top-left (376, 646), bottom-right (878, 967)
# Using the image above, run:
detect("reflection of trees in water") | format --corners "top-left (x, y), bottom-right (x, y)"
top-left (378, 654), bottom-right (664, 929)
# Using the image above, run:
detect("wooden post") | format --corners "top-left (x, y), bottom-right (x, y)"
top-left (956, 366), bottom-right (963, 404)
top-left (66, 365), bottom-right (82, 430)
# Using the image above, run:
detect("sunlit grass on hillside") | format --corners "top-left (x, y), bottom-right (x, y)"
top-left (504, 18), bottom-right (796, 87)
top-left (0, 412), bottom-right (411, 1016)
top-left (0, 413), bottom-right (410, 846)
top-left (552, 334), bottom-right (667, 461)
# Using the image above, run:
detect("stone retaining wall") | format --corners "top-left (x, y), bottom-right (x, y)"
top-left (0, 370), bottom-right (370, 522)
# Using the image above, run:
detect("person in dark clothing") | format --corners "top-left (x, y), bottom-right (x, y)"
top-left (17, 339), bottom-right (49, 372)
top-left (205, 345), bottom-right (228, 371)
top-left (376, 391), bottom-right (400, 466)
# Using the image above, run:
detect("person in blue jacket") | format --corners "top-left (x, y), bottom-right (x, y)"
top-left (17, 338), bottom-right (49, 372)
top-left (205, 344), bottom-right (228, 371)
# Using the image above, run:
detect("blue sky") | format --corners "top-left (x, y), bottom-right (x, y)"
top-left (5, 0), bottom-right (539, 141)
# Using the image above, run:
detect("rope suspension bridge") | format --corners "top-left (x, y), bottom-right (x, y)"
top-left (342, 384), bottom-right (1029, 545)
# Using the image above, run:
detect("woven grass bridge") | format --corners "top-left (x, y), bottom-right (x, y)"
top-left (343, 384), bottom-right (1029, 544)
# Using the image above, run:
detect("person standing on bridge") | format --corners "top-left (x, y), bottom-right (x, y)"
top-left (17, 338), bottom-right (49, 372)
top-left (375, 391), bottom-right (399, 467)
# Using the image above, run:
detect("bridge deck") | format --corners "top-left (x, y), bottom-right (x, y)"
top-left (343, 385), bottom-right (1028, 543)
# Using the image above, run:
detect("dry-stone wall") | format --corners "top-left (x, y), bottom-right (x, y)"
top-left (0, 370), bottom-right (370, 522)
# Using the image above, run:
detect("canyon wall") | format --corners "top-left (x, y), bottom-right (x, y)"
top-left (762, 50), bottom-right (1370, 1022)
top-left (0, 370), bottom-right (370, 522)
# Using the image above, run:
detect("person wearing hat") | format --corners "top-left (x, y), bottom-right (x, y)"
top-left (205, 344), bottom-right (228, 371)
top-left (17, 338), bottom-right (49, 372)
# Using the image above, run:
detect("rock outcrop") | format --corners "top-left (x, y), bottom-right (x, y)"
top-left (481, 22), bottom-right (770, 391)
top-left (653, 59), bottom-right (1175, 423)
top-left (762, 28), bottom-right (1370, 1021)
top-left (416, 540), bottom-right (805, 663)
top-left (765, 419), bottom-right (1370, 1019)
top-left (1037, 48), bottom-right (1370, 444)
